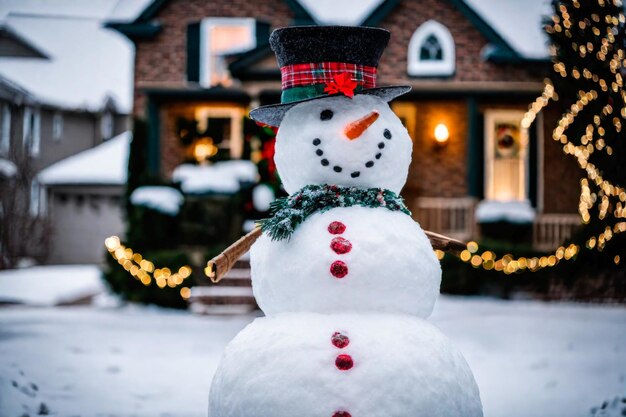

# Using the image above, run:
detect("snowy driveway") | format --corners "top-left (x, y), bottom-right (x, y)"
top-left (1, 297), bottom-right (625, 417)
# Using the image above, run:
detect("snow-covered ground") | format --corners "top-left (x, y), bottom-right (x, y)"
top-left (0, 271), bottom-right (624, 417)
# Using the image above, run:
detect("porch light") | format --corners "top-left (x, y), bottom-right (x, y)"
top-left (434, 123), bottom-right (449, 145)
top-left (193, 138), bottom-right (218, 163)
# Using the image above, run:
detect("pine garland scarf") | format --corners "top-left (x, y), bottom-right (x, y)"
top-left (258, 184), bottom-right (411, 241)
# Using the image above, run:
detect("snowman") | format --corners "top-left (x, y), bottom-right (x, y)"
top-left (209, 26), bottom-right (483, 417)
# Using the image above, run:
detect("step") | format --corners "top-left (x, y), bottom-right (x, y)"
top-left (189, 303), bottom-right (257, 315)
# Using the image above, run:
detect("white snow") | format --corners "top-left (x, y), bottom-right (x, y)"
top-left (0, 265), bottom-right (105, 306)
top-left (0, 13), bottom-right (133, 113)
top-left (0, 158), bottom-right (17, 178)
top-left (0, 296), bottom-right (625, 417)
top-left (252, 183), bottom-right (275, 211)
top-left (475, 199), bottom-right (536, 224)
top-left (464, 0), bottom-right (552, 60)
top-left (172, 160), bottom-right (258, 194)
top-left (297, 0), bottom-right (384, 25)
top-left (38, 131), bottom-right (130, 185)
top-left (130, 186), bottom-right (184, 216)
top-left (107, 0), bottom-right (155, 22)
top-left (210, 313), bottom-right (482, 417)
top-left (0, 0), bottom-right (120, 20)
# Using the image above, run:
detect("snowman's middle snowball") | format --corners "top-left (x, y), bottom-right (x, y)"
top-left (274, 94), bottom-right (412, 195)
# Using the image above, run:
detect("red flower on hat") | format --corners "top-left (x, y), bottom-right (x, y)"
top-left (324, 72), bottom-right (358, 98)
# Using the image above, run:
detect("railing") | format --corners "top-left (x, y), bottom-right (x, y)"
top-left (413, 197), bottom-right (477, 242)
top-left (533, 214), bottom-right (582, 252)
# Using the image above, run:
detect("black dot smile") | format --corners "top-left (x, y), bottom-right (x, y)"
top-left (312, 128), bottom-right (391, 176)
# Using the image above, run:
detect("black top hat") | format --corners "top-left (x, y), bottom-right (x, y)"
top-left (249, 26), bottom-right (410, 127)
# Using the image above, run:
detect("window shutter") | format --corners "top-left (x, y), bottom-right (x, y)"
top-left (186, 22), bottom-right (201, 83)
top-left (467, 98), bottom-right (484, 199)
top-left (528, 120), bottom-right (539, 208)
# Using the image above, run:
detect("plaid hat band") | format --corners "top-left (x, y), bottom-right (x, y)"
top-left (280, 62), bottom-right (377, 91)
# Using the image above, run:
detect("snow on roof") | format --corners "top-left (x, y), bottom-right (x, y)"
top-left (130, 186), bottom-right (184, 216)
top-left (0, 14), bottom-right (133, 112)
top-left (0, 264), bottom-right (105, 306)
top-left (172, 161), bottom-right (258, 194)
top-left (297, 0), bottom-right (384, 25)
top-left (463, 0), bottom-right (552, 59)
top-left (107, 0), bottom-right (155, 22)
top-left (475, 200), bottom-right (536, 224)
top-left (38, 131), bottom-right (130, 186)
top-left (0, 0), bottom-right (119, 20)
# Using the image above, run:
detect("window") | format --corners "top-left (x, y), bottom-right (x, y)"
top-left (22, 106), bottom-right (41, 157)
top-left (101, 111), bottom-right (113, 140)
top-left (52, 111), bottom-right (63, 141)
top-left (199, 18), bottom-right (256, 87)
top-left (484, 110), bottom-right (529, 201)
top-left (1, 104), bottom-right (10, 156)
top-left (193, 106), bottom-right (247, 159)
top-left (408, 20), bottom-right (455, 77)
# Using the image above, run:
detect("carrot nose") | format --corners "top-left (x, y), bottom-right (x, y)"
top-left (344, 111), bottom-right (380, 140)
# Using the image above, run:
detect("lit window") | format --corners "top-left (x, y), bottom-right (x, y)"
top-left (200, 18), bottom-right (256, 87)
top-left (1, 104), bottom-right (10, 156)
top-left (101, 111), bottom-right (113, 140)
top-left (52, 112), bottom-right (63, 141)
top-left (484, 110), bottom-right (529, 201)
top-left (408, 20), bottom-right (455, 77)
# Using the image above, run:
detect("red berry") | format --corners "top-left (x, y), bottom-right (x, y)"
top-left (330, 260), bottom-right (348, 278)
top-left (328, 221), bottom-right (346, 235)
top-left (330, 237), bottom-right (352, 254)
top-left (331, 332), bottom-right (350, 349)
top-left (335, 354), bottom-right (354, 371)
top-left (332, 412), bottom-right (352, 417)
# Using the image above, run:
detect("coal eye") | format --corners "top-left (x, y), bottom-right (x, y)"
top-left (320, 110), bottom-right (333, 121)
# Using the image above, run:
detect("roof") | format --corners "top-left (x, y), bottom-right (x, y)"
top-left (0, 5), bottom-right (133, 113)
top-left (297, 0), bottom-right (550, 62)
top-left (38, 131), bottom-right (130, 186)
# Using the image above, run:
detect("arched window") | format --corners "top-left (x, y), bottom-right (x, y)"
top-left (408, 20), bottom-right (455, 77)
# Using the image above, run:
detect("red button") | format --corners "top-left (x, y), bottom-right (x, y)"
top-left (330, 237), bottom-right (352, 254)
top-left (332, 412), bottom-right (352, 417)
top-left (335, 354), bottom-right (354, 371)
top-left (328, 221), bottom-right (346, 235)
top-left (331, 332), bottom-right (350, 349)
top-left (330, 260), bottom-right (348, 278)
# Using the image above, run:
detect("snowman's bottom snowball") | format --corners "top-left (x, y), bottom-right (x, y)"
top-left (209, 313), bottom-right (483, 417)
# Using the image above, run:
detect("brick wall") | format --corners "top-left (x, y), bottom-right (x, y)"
top-left (375, 0), bottom-right (544, 85)
top-left (132, 0), bottom-right (295, 116)
top-left (399, 99), bottom-right (469, 201)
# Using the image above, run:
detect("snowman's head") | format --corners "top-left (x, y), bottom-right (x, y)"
top-left (274, 94), bottom-right (412, 195)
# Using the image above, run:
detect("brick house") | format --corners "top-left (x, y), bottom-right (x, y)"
top-left (108, 0), bottom-right (582, 249)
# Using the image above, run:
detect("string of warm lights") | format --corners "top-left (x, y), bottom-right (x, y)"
top-left (104, 236), bottom-right (192, 300)
top-left (441, 0), bottom-right (625, 271)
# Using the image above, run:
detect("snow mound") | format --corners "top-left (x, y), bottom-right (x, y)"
top-left (38, 131), bottom-right (130, 185)
top-left (172, 160), bottom-right (258, 194)
top-left (588, 396), bottom-right (626, 417)
top-left (0, 265), bottom-right (105, 306)
top-left (475, 199), bottom-right (536, 224)
top-left (0, 158), bottom-right (17, 178)
top-left (130, 186), bottom-right (184, 215)
top-left (252, 184), bottom-right (275, 211)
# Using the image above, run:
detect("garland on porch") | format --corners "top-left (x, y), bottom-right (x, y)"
top-left (258, 184), bottom-right (411, 241)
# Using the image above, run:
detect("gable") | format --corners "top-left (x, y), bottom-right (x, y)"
top-left (0, 26), bottom-right (47, 58)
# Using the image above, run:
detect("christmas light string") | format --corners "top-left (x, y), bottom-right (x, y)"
top-left (448, 0), bottom-right (625, 270)
top-left (104, 236), bottom-right (192, 299)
